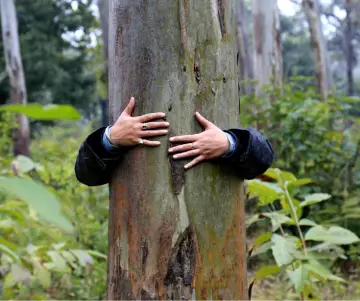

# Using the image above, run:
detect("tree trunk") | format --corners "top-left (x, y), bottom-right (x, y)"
top-left (345, 0), bottom-right (354, 96)
top-left (302, 0), bottom-right (333, 100)
top-left (237, 0), bottom-right (254, 95)
top-left (98, 0), bottom-right (110, 126)
top-left (252, 0), bottom-right (283, 96)
top-left (107, 1), bottom-right (247, 300)
top-left (0, 0), bottom-right (30, 156)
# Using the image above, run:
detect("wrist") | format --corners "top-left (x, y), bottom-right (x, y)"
top-left (104, 126), bottom-right (121, 148)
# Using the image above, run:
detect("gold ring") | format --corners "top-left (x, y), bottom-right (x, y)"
top-left (192, 143), bottom-right (195, 150)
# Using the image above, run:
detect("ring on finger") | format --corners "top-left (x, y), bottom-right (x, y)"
top-left (191, 143), bottom-right (195, 150)
top-left (142, 124), bottom-right (148, 131)
top-left (139, 138), bottom-right (144, 145)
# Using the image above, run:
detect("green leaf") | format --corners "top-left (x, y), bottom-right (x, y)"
top-left (305, 226), bottom-right (360, 245)
top-left (291, 178), bottom-right (314, 186)
top-left (33, 261), bottom-right (51, 289)
top-left (44, 251), bottom-right (70, 272)
top-left (299, 219), bottom-right (317, 227)
top-left (0, 243), bottom-right (20, 262)
top-left (15, 155), bottom-right (43, 173)
top-left (247, 179), bottom-right (281, 206)
top-left (251, 241), bottom-right (273, 257)
top-left (71, 250), bottom-right (93, 266)
top-left (300, 193), bottom-right (331, 207)
top-left (0, 177), bottom-right (73, 232)
top-left (86, 250), bottom-right (107, 260)
top-left (287, 265), bottom-right (308, 293)
top-left (0, 104), bottom-right (81, 120)
top-left (305, 259), bottom-right (345, 282)
top-left (253, 232), bottom-right (273, 247)
top-left (254, 265), bottom-right (281, 280)
top-left (263, 212), bottom-right (293, 232)
top-left (271, 234), bottom-right (299, 266)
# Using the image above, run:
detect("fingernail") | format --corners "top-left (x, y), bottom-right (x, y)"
top-left (170, 137), bottom-right (174, 142)
top-left (184, 165), bottom-right (189, 169)
top-left (168, 148), bottom-right (172, 152)
top-left (165, 122), bottom-right (170, 126)
top-left (173, 155), bottom-right (178, 159)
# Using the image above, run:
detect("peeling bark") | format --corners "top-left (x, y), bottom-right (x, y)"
top-left (107, 0), bottom-right (247, 299)
top-left (252, 0), bottom-right (283, 96)
top-left (1, 0), bottom-right (30, 156)
top-left (302, 0), bottom-right (334, 100)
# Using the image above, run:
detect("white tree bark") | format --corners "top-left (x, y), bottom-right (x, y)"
top-left (252, 0), bottom-right (283, 96)
top-left (1, 0), bottom-right (30, 155)
top-left (302, 0), bottom-right (334, 100)
top-left (237, 0), bottom-right (254, 94)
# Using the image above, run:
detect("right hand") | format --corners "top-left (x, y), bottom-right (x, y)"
top-left (109, 97), bottom-right (169, 147)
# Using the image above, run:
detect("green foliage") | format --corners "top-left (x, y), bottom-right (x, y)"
top-left (0, 107), bottom-right (108, 299)
top-left (0, 104), bottom-right (81, 120)
top-left (0, 0), bottom-right (98, 113)
top-left (247, 168), bottom-right (360, 299)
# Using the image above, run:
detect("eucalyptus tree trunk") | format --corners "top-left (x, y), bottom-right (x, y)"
top-left (107, 0), bottom-right (247, 300)
top-left (0, 0), bottom-right (30, 156)
top-left (237, 0), bottom-right (254, 95)
top-left (97, 0), bottom-right (109, 126)
top-left (345, 0), bottom-right (354, 96)
top-left (302, 0), bottom-right (333, 100)
top-left (252, 0), bottom-right (283, 96)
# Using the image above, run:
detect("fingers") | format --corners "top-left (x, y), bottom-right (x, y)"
top-left (141, 121), bottom-right (169, 130)
top-left (170, 134), bottom-right (199, 143)
top-left (139, 112), bottom-right (166, 122)
top-left (184, 155), bottom-right (204, 169)
top-left (168, 143), bottom-right (193, 153)
top-left (124, 97), bottom-right (135, 115)
top-left (195, 112), bottom-right (212, 129)
top-left (173, 149), bottom-right (201, 159)
top-left (141, 139), bottom-right (161, 147)
top-left (141, 129), bottom-right (168, 137)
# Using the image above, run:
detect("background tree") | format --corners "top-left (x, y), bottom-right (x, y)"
top-left (252, 0), bottom-right (283, 96)
top-left (237, 0), bottom-right (254, 94)
top-left (302, 0), bottom-right (334, 99)
top-left (107, 1), bottom-right (247, 299)
top-left (0, 0), bottom-right (29, 156)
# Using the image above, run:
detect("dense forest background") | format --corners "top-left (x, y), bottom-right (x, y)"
top-left (0, 0), bottom-right (360, 299)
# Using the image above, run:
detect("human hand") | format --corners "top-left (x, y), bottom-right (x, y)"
top-left (110, 97), bottom-right (169, 147)
top-left (168, 112), bottom-right (230, 169)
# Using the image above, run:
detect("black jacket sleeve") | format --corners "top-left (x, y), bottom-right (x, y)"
top-left (74, 127), bottom-right (127, 186)
top-left (75, 126), bottom-right (274, 186)
top-left (219, 127), bottom-right (275, 179)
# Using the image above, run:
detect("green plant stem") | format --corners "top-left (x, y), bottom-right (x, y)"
top-left (284, 182), bottom-right (308, 256)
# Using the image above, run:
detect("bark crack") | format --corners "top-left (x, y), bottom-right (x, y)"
top-left (179, 0), bottom-right (187, 55)
top-left (217, 0), bottom-right (227, 37)
top-left (164, 227), bottom-right (197, 300)
top-left (168, 129), bottom-right (185, 195)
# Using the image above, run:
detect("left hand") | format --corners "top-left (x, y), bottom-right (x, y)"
top-left (168, 112), bottom-right (230, 169)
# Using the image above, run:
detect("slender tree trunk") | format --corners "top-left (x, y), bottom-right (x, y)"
top-left (107, 0), bottom-right (247, 299)
top-left (98, 0), bottom-right (109, 126)
top-left (1, 0), bottom-right (30, 156)
top-left (302, 0), bottom-right (333, 100)
top-left (252, 0), bottom-right (283, 96)
top-left (345, 0), bottom-right (354, 96)
top-left (237, 0), bottom-right (254, 95)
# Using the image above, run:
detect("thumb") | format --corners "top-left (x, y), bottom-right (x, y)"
top-left (195, 112), bottom-right (212, 129)
top-left (123, 97), bottom-right (135, 115)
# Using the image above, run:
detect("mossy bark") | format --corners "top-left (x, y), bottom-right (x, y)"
top-left (107, 0), bottom-right (247, 299)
